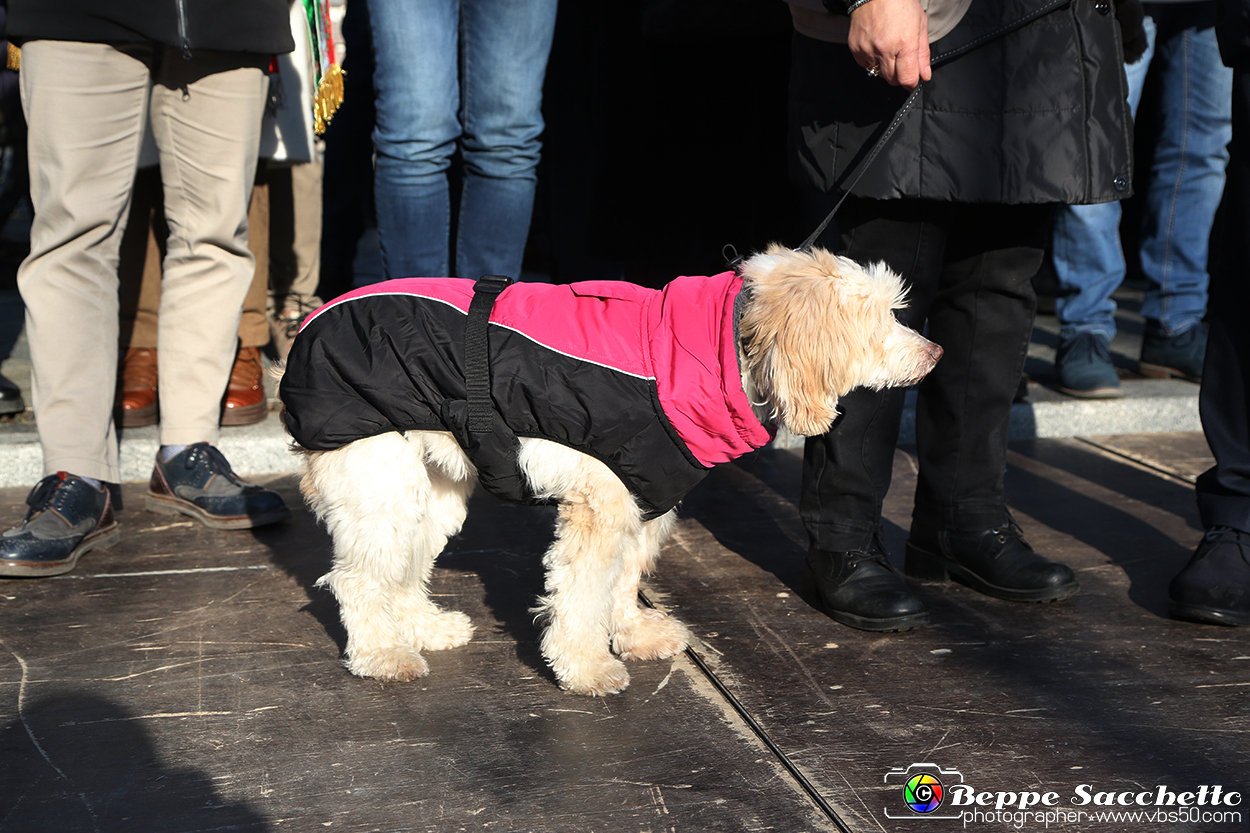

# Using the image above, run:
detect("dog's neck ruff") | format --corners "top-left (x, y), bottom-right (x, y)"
top-left (732, 284), bottom-right (778, 432)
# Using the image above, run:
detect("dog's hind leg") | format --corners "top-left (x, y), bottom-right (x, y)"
top-left (523, 441), bottom-right (638, 696)
top-left (305, 431), bottom-right (474, 682)
top-left (609, 510), bottom-right (692, 661)
top-left (393, 432), bottom-right (476, 652)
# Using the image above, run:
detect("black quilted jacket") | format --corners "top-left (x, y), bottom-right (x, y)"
top-left (790, 0), bottom-right (1134, 205)
top-left (7, 0), bottom-right (294, 55)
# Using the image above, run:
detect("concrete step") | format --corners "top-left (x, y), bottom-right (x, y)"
top-left (0, 373), bottom-right (1200, 488)
top-left (770, 375), bottom-right (1200, 450)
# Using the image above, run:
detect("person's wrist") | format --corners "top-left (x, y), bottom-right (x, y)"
top-left (843, 0), bottom-right (876, 14)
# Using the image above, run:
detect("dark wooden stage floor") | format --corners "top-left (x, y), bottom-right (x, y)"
top-left (2, 434), bottom-right (1247, 833)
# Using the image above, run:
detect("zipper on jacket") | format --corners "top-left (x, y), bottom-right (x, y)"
top-left (176, 0), bottom-right (192, 60)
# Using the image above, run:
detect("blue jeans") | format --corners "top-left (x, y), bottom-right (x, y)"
top-left (368, 0), bottom-right (557, 281)
top-left (1052, 4), bottom-right (1232, 341)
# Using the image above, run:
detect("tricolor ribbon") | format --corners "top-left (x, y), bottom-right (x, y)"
top-left (301, 0), bottom-right (344, 134)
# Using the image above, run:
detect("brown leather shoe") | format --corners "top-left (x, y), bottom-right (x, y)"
top-left (221, 346), bottom-right (267, 426)
top-left (117, 347), bottom-right (158, 427)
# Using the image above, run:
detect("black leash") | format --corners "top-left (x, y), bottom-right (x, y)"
top-left (798, 0), bottom-right (1072, 251)
top-left (798, 82), bottom-right (922, 251)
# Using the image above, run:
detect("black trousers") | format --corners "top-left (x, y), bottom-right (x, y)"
top-left (801, 197), bottom-right (1053, 551)
top-left (1196, 65), bottom-right (1250, 531)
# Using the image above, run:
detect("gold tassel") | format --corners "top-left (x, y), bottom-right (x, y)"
top-left (313, 63), bottom-right (344, 135)
top-left (6, 44), bottom-right (20, 71)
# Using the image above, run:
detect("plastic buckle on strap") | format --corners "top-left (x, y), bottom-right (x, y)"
top-left (475, 274), bottom-right (513, 295)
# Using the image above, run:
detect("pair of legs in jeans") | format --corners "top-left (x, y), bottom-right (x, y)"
top-left (368, 0), bottom-right (558, 282)
top-left (802, 199), bottom-right (1078, 631)
top-left (1052, 2), bottom-right (1232, 392)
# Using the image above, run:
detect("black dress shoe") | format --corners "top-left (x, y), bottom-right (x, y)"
top-left (0, 371), bottom-right (24, 415)
top-left (804, 543), bottom-right (929, 632)
top-left (1169, 527), bottom-right (1250, 627)
top-left (905, 521), bottom-right (1079, 602)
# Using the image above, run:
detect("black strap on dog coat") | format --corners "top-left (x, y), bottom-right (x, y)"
top-left (465, 275), bottom-right (513, 434)
top-left (440, 274), bottom-right (540, 507)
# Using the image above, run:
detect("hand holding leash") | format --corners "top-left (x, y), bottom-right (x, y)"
top-left (848, 0), bottom-right (931, 89)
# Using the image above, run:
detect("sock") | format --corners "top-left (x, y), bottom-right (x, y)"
top-left (159, 444), bottom-right (189, 462)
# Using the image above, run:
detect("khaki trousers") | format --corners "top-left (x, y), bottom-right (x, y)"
top-left (120, 159), bottom-right (324, 352)
top-left (120, 166), bottom-right (271, 351)
top-left (18, 40), bottom-right (268, 481)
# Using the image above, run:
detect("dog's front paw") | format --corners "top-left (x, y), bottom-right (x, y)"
top-left (613, 609), bottom-right (691, 661)
top-left (558, 656), bottom-right (631, 697)
top-left (415, 610), bottom-right (475, 652)
top-left (345, 646), bottom-right (430, 681)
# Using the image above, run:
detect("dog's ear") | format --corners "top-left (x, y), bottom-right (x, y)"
top-left (776, 379), bottom-right (840, 436)
top-left (759, 310), bottom-right (842, 436)
top-left (739, 251), bottom-right (849, 437)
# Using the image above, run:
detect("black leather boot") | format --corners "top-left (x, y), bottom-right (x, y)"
top-left (804, 543), bottom-right (929, 632)
top-left (1169, 527), bottom-right (1250, 627)
top-left (905, 519), bottom-right (1078, 602)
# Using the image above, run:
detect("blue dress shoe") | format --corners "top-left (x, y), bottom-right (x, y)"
top-left (146, 443), bottom-right (291, 530)
top-left (1169, 527), bottom-right (1250, 626)
top-left (0, 473), bottom-right (119, 577)
top-left (1055, 332), bottom-right (1121, 399)
top-left (1139, 320), bottom-right (1206, 382)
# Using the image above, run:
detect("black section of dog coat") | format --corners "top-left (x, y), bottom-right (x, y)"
top-left (280, 292), bottom-right (710, 520)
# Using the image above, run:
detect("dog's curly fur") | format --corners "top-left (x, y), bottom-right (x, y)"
top-left (284, 245), bottom-right (941, 696)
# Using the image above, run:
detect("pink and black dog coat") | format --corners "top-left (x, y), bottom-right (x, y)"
top-left (280, 273), bottom-right (774, 519)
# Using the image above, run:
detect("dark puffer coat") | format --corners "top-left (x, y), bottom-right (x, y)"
top-left (7, 0), bottom-right (294, 55)
top-left (790, 0), bottom-right (1134, 205)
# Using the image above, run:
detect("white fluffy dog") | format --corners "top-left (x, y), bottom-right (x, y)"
top-left (280, 245), bottom-right (941, 696)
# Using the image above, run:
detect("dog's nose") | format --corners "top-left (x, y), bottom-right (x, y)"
top-left (927, 342), bottom-right (944, 364)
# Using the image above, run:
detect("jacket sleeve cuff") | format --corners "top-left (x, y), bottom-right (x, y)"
top-left (827, 0), bottom-right (874, 14)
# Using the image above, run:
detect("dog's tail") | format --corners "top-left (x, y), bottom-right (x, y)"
top-left (268, 358), bottom-right (287, 386)
top-left (266, 358), bottom-right (303, 451)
